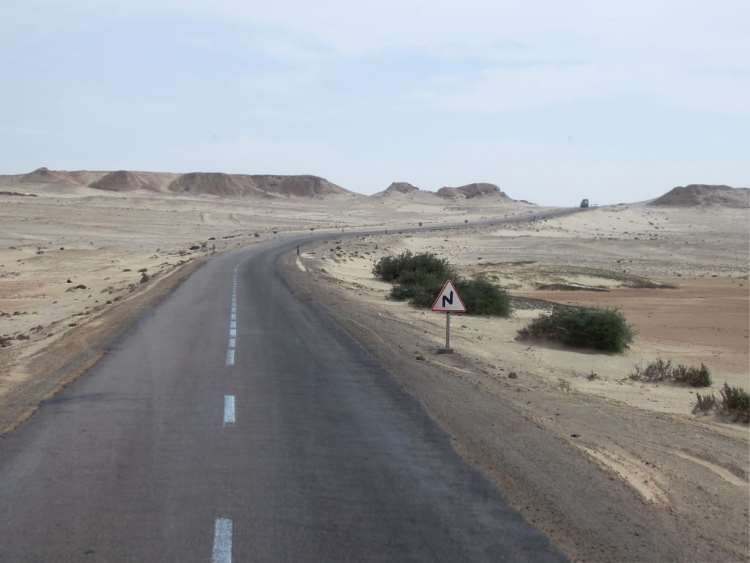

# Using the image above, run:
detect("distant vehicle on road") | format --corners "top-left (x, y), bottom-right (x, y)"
top-left (580, 198), bottom-right (590, 208)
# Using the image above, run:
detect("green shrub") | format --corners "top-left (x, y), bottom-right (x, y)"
top-left (674, 364), bottom-right (712, 387)
top-left (387, 267), bottom-right (445, 308)
top-left (456, 278), bottom-right (511, 317)
top-left (375, 252), bottom-right (454, 309)
top-left (373, 251), bottom-right (454, 283)
top-left (631, 358), bottom-right (672, 382)
top-left (631, 359), bottom-right (711, 387)
top-left (390, 284), bottom-right (417, 301)
top-left (374, 252), bottom-right (510, 316)
top-left (693, 392), bottom-right (717, 413)
top-left (671, 364), bottom-right (687, 382)
top-left (518, 307), bottom-right (634, 353)
top-left (720, 383), bottom-right (750, 423)
top-left (390, 280), bottom-right (443, 308)
top-left (692, 383), bottom-right (749, 423)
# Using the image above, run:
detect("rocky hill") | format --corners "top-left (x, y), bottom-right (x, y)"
top-left (248, 175), bottom-right (350, 198)
top-left (168, 173), bottom-right (350, 198)
top-left (372, 181), bottom-right (515, 201)
top-left (167, 173), bottom-right (268, 198)
top-left (90, 170), bottom-right (178, 192)
top-left (13, 167), bottom-right (86, 185)
top-left (650, 185), bottom-right (749, 208)
top-left (0, 168), bottom-right (352, 199)
top-left (436, 183), bottom-right (510, 200)
top-left (382, 182), bottom-right (420, 195)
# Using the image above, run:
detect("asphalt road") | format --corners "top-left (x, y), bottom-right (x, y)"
top-left (0, 234), bottom-right (566, 562)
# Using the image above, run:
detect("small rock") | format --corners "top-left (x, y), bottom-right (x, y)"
top-left (508, 372), bottom-right (518, 379)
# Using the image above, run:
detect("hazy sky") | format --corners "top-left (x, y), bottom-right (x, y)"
top-left (2, 1), bottom-right (748, 205)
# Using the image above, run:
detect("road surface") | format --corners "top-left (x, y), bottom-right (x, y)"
top-left (0, 234), bottom-right (566, 562)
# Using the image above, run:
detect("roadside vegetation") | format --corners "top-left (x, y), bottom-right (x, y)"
top-left (630, 358), bottom-right (712, 387)
top-left (517, 306), bottom-right (634, 353)
top-left (694, 383), bottom-right (750, 423)
top-left (373, 252), bottom-right (511, 316)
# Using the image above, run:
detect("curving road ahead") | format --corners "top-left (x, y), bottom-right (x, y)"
top-left (0, 233), bottom-right (567, 562)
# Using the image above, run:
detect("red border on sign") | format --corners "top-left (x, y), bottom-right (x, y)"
top-left (431, 279), bottom-right (466, 313)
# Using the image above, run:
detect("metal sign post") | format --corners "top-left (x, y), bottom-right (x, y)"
top-left (432, 280), bottom-right (466, 354)
top-left (445, 311), bottom-right (451, 352)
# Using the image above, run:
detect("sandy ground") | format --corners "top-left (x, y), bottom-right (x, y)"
top-left (0, 185), bottom-right (538, 431)
top-left (297, 204), bottom-right (750, 561)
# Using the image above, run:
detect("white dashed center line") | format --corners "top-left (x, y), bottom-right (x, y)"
top-left (214, 267), bottom-right (239, 561)
top-left (212, 518), bottom-right (233, 563)
top-left (226, 265), bottom-right (239, 366)
top-left (223, 395), bottom-right (236, 427)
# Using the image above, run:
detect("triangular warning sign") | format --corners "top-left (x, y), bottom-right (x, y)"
top-left (432, 280), bottom-right (466, 313)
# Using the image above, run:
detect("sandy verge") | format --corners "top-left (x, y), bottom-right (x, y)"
top-left (291, 206), bottom-right (749, 562)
